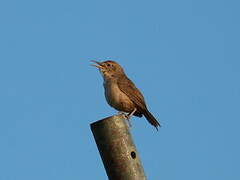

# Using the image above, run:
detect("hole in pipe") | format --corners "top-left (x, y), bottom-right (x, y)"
top-left (131, 151), bottom-right (136, 159)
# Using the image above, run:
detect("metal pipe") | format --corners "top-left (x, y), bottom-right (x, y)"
top-left (90, 115), bottom-right (147, 180)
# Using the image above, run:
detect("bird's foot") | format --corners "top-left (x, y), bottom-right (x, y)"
top-left (117, 111), bottom-right (132, 127)
top-left (117, 111), bottom-right (126, 116)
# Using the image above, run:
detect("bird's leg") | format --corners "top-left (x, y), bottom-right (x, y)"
top-left (127, 108), bottom-right (137, 119)
top-left (124, 108), bottom-right (137, 127)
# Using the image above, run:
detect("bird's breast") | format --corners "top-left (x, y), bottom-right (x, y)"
top-left (103, 81), bottom-right (135, 112)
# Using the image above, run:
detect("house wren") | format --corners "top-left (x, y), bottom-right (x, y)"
top-left (91, 60), bottom-right (160, 130)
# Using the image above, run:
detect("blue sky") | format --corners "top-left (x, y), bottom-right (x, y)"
top-left (0, 0), bottom-right (240, 179)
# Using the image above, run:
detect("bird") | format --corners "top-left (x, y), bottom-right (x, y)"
top-left (91, 60), bottom-right (160, 130)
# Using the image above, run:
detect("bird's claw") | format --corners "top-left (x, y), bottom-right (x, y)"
top-left (117, 112), bottom-right (132, 127)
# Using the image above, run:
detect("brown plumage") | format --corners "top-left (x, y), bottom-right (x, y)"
top-left (91, 60), bottom-right (160, 130)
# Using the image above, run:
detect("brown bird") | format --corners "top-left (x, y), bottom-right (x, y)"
top-left (91, 60), bottom-right (160, 130)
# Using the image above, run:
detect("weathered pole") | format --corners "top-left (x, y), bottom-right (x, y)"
top-left (90, 114), bottom-right (147, 180)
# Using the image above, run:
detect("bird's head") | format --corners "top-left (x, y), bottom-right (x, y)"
top-left (91, 60), bottom-right (124, 80)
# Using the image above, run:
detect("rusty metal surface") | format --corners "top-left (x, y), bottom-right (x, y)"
top-left (91, 115), bottom-right (147, 180)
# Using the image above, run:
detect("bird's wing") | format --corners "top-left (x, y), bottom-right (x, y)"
top-left (118, 75), bottom-right (160, 129)
top-left (117, 76), bottom-right (147, 110)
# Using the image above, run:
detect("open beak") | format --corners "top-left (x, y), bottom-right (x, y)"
top-left (90, 60), bottom-right (102, 68)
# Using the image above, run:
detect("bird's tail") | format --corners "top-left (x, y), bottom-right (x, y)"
top-left (143, 109), bottom-right (161, 130)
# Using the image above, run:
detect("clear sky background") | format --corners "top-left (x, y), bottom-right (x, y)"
top-left (0, 0), bottom-right (239, 179)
